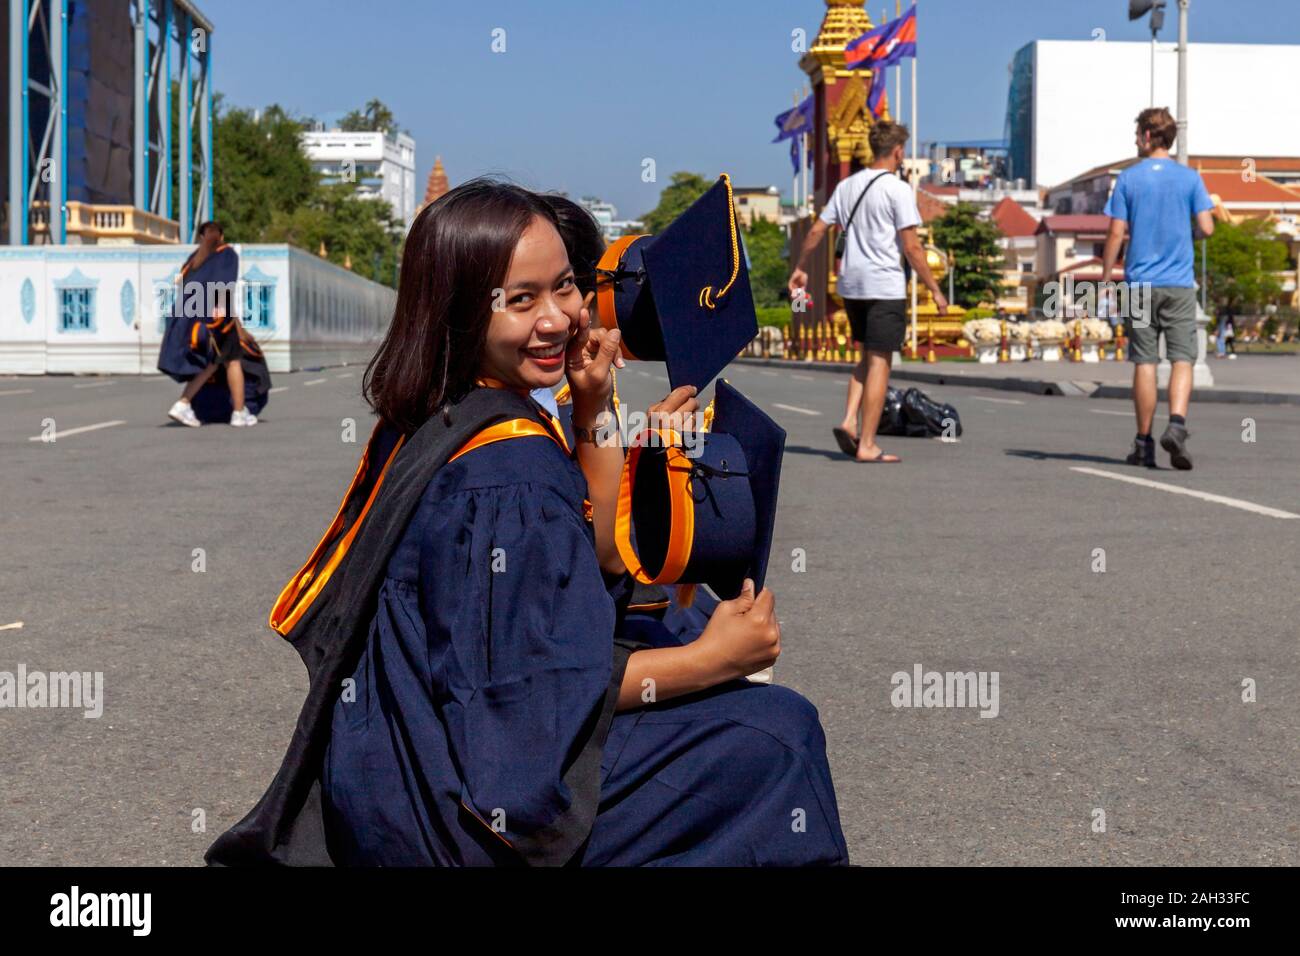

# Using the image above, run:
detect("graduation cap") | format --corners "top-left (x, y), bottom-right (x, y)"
top-left (614, 379), bottom-right (786, 600)
top-left (595, 174), bottom-right (758, 392)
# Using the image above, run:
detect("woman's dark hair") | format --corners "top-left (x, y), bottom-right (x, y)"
top-left (363, 177), bottom-right (561, 433)
top-left (196, 220), bottom-right (223, 238)
top-left (540, 194), bottom-right (606, 297)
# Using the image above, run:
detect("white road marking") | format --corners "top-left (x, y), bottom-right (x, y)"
top-left (1070, 466), bottom-right (1300, 519)
top-left (972, 395), bottom-right (1024, 405)
top-left (0, 621), bottom-right (23, 631)
top-left (304, 378), bottom-right (327, 386)
top-left (72, 381), bottom-right (115, 390)
top-left (791, 374), bottom-right (817, 382)
top-left (934, 436), bottom-right (961, 443)
top-left (28, 420), bottom-right (126, 442)
top-left (652, 374), bottom-right (670, 384)
top-left (336, 373), bottom-right (353, 379)
top-left (636, 370), bottom-right (651, 378)
top-left (269, 386), bottom-right (289, 394)
top-left (0, 389), bottom-right (34, 396)
top-left (773, 403), bottom-right (820, 416)
top-left (759, 370), bottom-right (778, 376)
top-left (1090, 409), bottom-right (1132, 417)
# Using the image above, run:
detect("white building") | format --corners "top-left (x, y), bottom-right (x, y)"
top-left (301, 129), bottom-right (418, 229)
top-left (0, 245), bottom-right (394, 374)
top-left (1006, 40), bottom-right (1300, 190)
top-left (577, 197), bottom-right (644, 243)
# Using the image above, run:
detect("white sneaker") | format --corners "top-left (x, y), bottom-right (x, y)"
top-left (230, 408), bottom-right (258, 427)
top-left (168, 400), bottom-right (200, 427)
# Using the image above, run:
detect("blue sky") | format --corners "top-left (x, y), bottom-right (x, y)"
top-left (208, 0), bottom-right (1298, 218)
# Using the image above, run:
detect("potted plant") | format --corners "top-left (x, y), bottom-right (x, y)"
top-left (1007, 321), bottom-right (1031, 361)
top-left (1078, 319), bottom-right (1114, 363)
top-left (1031, 320), bottom-right (1068, 361)
top-left (962, 318), bottom-right (1002, 363)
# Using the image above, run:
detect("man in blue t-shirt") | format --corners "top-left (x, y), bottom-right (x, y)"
top-left (1101, 107), bottom-right (1215, 470)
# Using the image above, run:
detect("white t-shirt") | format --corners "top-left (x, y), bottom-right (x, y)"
top-left (819, 168), bottom-right (921, 300)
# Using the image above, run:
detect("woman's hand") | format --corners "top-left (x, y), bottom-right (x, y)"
top-left (645, 384), bottom-right (700, 438)
top-left (566, 292), bottom-right (624, 424)
top-left (690, 579), bottom-right (781, 683)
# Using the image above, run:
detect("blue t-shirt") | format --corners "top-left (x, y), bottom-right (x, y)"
top-left (1104, 157), bottom-right (1213, 288)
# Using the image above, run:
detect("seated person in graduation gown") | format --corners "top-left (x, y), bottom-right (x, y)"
top-left (212, 179), bottom-right (849, 867)
top-left (159, 220), bottom-right (265, 428)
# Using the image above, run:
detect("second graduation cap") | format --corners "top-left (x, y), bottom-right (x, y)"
top-left (595, 174), bottom-right (758, 393)
top-left (614, 379), bottom-right (786, 601)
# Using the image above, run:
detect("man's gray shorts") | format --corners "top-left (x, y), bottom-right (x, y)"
top-left (1125, 286), bottom-right (1198, 364)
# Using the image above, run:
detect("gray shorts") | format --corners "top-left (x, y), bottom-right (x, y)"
top-left (1125, 286), bottom-right (1198, 364)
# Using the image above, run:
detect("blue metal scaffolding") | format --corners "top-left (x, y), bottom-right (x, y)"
top-left (5, 0), bottom-right (214, 246)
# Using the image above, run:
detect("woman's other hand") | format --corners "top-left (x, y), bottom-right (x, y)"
top-left (645, 384), bottom-right (699, 438)
top-left (566, 291), bottom-right (623, 422)
top-left (691, 579), bottom-right (781, 683)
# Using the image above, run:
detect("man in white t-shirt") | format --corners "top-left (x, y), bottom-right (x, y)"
top-left (788, 120), bottom-right (947, 463)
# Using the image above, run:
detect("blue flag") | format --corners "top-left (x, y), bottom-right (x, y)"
top-left (773, 94), bottom-right (814, 173)
top-left (772, 95), bottom-right (814, 143)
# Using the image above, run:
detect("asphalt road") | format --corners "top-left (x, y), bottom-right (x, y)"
top-left (1, 361), bottom-right (1297, 865)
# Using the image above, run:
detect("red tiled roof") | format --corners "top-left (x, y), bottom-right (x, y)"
top-left (1036, 214), bottom-right (1111, 236)
top-left (990, 196), bottom-right (1039, 238)
top-left (917, 188), bottom-right (949, 225)
top-left (1199, 171), bottom-right (1300, 205)
top-left (921, 184), bottom-right (960, 197)
top-left (1054, 155), bottom-right (1300, 189)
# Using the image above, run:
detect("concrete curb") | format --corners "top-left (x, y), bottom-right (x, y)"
top-left (733, 357), bottom-right (1300, 406)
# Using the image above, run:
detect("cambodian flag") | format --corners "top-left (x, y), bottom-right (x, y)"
top-left (847, 5), bottom-right (916, 118)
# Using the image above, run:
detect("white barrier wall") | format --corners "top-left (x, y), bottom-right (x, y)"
top-left (0, 243), bottom-right (395, 374)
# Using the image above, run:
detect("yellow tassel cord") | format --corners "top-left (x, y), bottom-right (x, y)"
top-left (697, 173), bottom-right (742, 311)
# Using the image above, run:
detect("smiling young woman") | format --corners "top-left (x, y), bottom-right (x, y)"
top-left (207, 178), bottom-right (848, 868)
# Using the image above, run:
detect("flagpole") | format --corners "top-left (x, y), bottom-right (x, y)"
top-left (801, 86), bottom-right (811, 216)
top-left (909, 3), bottom-right (919, 359)
top-left (792, 92), bottom-right (800, 216)
top-left (893, 0), bottom-right (901, 122)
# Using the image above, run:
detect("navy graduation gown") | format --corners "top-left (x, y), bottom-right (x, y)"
top-left (158, 245), bottom-right (240, 383)
top-left (320, 424), bottom-right (849, 867)
top-left (321, 432), bottom-right (633, 865)
top-left (205, 387), bottom-right (565, 866)
top-left (190, 334), bottom-right (273, 422)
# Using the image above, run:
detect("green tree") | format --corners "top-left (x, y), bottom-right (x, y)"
top-left (640, 172), bottom-right (712, 235)
top-left (927, 201), bottom-right (1005, 309)
top-left (339, 98), bottom-right (398, 136)
top-left (744, 216), bottom-right (788, 309)
top-left (262, 182), bottom-right (403, 287)
top-left (1204, 218), bottom-right (1289, 315)
top-left (211, 97), bottom-right (404, 287)
top-left (212, 101), bottom-right (316, 243)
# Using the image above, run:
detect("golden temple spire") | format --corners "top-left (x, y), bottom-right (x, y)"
top-left (805, 0), bottom-right (875, 70)
top-left (423, 156), bottom-right (449, 207)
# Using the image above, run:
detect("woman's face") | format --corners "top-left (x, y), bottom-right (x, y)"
top-left (480, 215), bottom-right (582, 391)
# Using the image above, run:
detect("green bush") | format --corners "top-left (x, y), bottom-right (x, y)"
top-left (755, 306), bottom-right (792, 333)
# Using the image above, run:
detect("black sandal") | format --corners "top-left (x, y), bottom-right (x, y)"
top-left (832, 427), bottom-right (858, 458)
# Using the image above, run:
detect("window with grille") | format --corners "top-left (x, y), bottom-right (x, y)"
top-left (60, 287), bottom-right (95, 332)
top-left (243, 283), bottom-right (274, 330)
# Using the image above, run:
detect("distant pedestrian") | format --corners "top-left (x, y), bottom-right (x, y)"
top-left (788, 120), bottom-right (948, 463)
top-left (159, 222), bottom-right (258, 427)
top-left (1100, 108), bottom-right (1215, 470)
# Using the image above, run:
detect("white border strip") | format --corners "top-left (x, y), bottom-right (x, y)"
top-left (1070, 466), bottom-right (1300, 519)
top-left (28, 420), bottom-right (127, 442)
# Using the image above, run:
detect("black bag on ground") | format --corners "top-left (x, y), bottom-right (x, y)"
top-left (900, 387), bottom-right (962, 437)
top-left (877, 386), bottom-right (925, 437)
